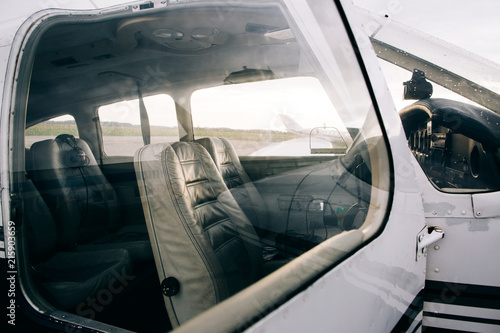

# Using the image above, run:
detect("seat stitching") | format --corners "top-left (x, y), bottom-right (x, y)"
top-left (194, 144), bottom-right (224, 201)
top-left (193, 199), bottom-right (218, 210)
top-left (179, 159), bottom-right (199, 164)
top-left (186, 178), bottom-right (210, 187)
top-left (214, 236), bottom-right (240, 254)
top-left (203, 218), bottom-right (231, 232)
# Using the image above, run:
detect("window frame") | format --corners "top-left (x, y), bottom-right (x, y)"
top-left (97, 94), bottom-right (178, 157)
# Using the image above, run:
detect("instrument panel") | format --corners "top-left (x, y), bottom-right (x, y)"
top-left (400, 98), bottom-right (500, 191)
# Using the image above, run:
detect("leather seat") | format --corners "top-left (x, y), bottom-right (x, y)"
top-left (21, 180), bottom-right (132, 310)
top-left (134, 141), bottom-right (264, 326)
top-left (195, 137), bottom-right (269, 231)
top-left (27, 134), bottom-right (152, 262)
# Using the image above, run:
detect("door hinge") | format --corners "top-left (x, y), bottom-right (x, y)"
top-left (416, 226), bottom-right (444, 261)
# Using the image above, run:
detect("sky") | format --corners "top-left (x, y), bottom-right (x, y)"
top-left (352, 0), bottom-right (500, 110)
top-left (352, 0), bottom-right (500, 64)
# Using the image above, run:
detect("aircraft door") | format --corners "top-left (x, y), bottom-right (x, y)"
top-left (421, 187), bottom-right (500, 332)
top-left (397, 95), bottom-right (500, 332)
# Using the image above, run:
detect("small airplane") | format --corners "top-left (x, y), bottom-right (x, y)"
top-left (0, 1), bottom-right (499, 333)
top-left (251, 113), bottom-right (350, 156)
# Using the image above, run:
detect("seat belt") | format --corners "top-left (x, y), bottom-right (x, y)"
top-left (137, 84), bottom-right (151, 146)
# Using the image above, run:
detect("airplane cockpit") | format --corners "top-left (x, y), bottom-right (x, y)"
top-left (4, 1), bottom-right (499, 332)
top-left (15, 2), bottom-right (391, 330)
top-left (396, 69), bottom-right (500, 192)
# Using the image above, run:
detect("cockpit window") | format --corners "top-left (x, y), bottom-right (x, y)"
top-left (378, 53), bottom-right (500, 193)
top-left (191, 77), bottom-right (351, 156)
top-left (17, 0), bottom-right (392, 331)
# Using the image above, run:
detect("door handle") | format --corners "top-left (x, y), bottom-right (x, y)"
top-left (416, 226), bottom-right (444, 260)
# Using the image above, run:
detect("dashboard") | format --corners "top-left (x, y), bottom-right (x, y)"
top-left (399, 98), bottom-right (500, 191)
top-left (245, 142), bottom-right (373, 256)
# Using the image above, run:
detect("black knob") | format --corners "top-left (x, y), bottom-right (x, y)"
top-left (161, 277), bottom-right (180, 297)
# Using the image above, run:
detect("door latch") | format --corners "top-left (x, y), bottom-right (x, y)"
top-left (416, 226), bottom-right (444, 260)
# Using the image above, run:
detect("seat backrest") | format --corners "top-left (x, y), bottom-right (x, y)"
top-left (195, 137), bottom-right (269, 230)
top-left (27, 134), bottom-right (121, 248)
top-left (134, 141), bottom-right (262, 326)
top-left (21, 179), bottom-right (58, 263)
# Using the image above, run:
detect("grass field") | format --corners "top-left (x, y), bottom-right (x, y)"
top-left (25, 122), bottom-right (79, 137)
top-left (25, 122), bottom-right (347, 156)
top-left (25, 122), bottom-right (299, 142)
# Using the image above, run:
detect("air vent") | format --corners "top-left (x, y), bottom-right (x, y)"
top-left (93, 54), bottom-right (115, 61)
top-left (132, 0), bottom-right (166, 12)
top-left (67, 63), bottom-right (90, 69)
top-left (51, 57), bottom-right (79, 67)
top-left (140, 2), bottom-right (154, 10)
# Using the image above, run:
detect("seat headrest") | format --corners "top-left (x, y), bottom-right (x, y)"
top-left (55, 134), bottom-right (89, 168)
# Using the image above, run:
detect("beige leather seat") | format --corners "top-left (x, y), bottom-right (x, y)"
top-left (195, 137), bottom-right (269, 231)
top-left (134, 141), bottom-right (263, 326)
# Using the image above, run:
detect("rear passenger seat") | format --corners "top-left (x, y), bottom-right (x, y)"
top-left (21, 179), bottom-right (132, 310)
top-left (27, 134), bottom-right (152, 263)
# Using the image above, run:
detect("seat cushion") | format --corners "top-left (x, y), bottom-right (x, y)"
top-left (35, 249), bottom-right (132, 310)
top-left (77, 229), bottom-right (152, 263)
top-left (21, 180), bottom-right (58, 262)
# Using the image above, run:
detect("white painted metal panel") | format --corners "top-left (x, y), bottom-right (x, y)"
top-left (472, 192), bottom-right (500, 218)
